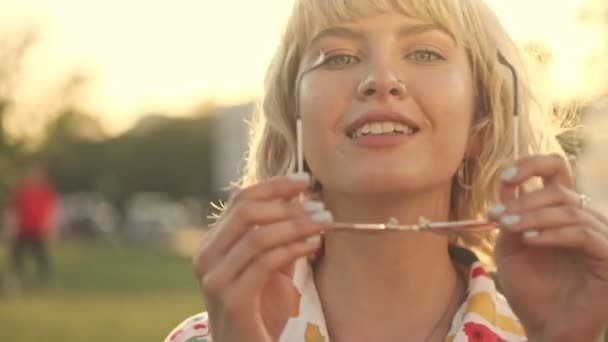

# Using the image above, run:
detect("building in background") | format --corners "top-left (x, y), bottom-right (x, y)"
top-left (211, 102), bottom-right (254, 198)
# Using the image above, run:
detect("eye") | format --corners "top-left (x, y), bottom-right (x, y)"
top-left (323, 53), bottom-right (360, 68)
top-left (407, 50), bottom-right (444, 63)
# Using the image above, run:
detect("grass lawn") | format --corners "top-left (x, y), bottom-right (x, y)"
top-left (1, 239), bottom-right (605, 341)
top-left (0, 239), bottom-right (203, 342)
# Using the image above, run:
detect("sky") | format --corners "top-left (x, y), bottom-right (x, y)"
top-left (0, 0), bottom-right (604, 135)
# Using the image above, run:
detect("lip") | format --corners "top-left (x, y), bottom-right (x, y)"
top-left (344, 110), bottom-right (421, 138)
top-left (351, 133), bottom-right (416, 149)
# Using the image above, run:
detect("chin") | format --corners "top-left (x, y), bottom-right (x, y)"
top-left (332, 171), bottom-right (428, 195)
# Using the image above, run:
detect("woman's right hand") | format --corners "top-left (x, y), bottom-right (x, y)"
top-left (194, 173), bottom-right (332, 342)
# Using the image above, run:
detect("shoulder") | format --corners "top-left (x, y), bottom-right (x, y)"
top-left (163, 312), bottom-right (212, 342)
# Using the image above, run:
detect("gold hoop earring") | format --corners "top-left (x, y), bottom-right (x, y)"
top-left (308, 174), bottom-right (323, 198)
top-left (302, 162), bottom-right (323, 196)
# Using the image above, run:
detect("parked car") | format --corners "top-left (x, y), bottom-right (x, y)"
top-left (58, 192), bottom-right (119, 239)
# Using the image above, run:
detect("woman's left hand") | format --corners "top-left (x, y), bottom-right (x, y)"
top-left (490, 154), bottom-right (608, 342)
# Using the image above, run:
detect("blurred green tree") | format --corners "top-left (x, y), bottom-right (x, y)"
top-left (38, 108), bottom-right (109, 192)
top-left (37, 109), bottom-right (217, 208)
top-left (0, 29), bottom-right (37, 202)
top-left (0, 28), bottom-right (220, 214)
top-left (107, 114), bottom-right (216, 205)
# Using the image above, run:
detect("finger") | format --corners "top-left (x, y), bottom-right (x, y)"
top-left (492, 181), bottom-right (608, 231)
top-left (205, 211), bottom-right (331, 290)
top-left (497, 205), bottom-right (592, 234)
top-left (521, 224), bottom-right (608, 261)
top-left (498, 154), bottom-right (574, 202)
top-left (201, 175), bottom-right (310, 258)
top-left (195, 200), bottom-right (308, 273)
top-left (580, 200), bottom-right (608, 227)
top-left (498, 180), bottom-right (519, 203)
top-left (208, 174), bottom-right (311, 256)
top-left (227, 238), bottom-right (322, 302)
top-left (489, 184), bottom-right (576, 219)
top-left (226, 174), bottom-right (311, 206)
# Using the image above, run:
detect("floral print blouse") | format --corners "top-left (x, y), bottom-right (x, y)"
top-left (164, 246), bottom-right (527, 342)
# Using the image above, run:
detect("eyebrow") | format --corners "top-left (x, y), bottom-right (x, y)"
top-left (398, 24), bottom-right (449, 38)
top-left (309, 23), bottom-right (450, 47)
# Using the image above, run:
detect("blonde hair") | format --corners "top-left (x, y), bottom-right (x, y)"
top-left (232, 0), bottom-right (576, 266)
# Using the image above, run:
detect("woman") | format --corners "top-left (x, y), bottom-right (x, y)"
top-left (165, 0), bottom-right (608, 341)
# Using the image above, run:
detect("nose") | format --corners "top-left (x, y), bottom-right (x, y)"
top-left (357, 70), bottom-right (407, 101)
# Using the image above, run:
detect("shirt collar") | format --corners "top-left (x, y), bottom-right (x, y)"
top-left (280, 245), bottom-right (527, 342)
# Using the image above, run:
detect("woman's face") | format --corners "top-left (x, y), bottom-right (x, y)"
top-left (298, 12), bottom-right (476, 196)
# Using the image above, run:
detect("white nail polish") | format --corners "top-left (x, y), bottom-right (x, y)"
top-left (501, 167), bottom-right (518, 182)
top-left (310, 210), bottom-right (333, 223)
top-left (306, 235), bottom-right (321, 245)
top-left (488, 203), bottom-right (507, 217)
top-left (523, 230), bottom-right (540, 239)
top-left (288, 172), bottom-right (310, 183)
top-left (500, 214), bottom-right (521, 226)
top-left (304, 200), bottom-right (324, 212)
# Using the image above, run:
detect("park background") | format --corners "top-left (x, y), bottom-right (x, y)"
top-left (0, 0), bottom-right (607, 341)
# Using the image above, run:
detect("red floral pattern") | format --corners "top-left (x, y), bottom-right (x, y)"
top-left (471, 266), bottom-right (491, 279)
top-left (463, 322), bottom-right (508, 342)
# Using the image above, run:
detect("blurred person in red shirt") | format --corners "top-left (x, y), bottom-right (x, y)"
top-left (7, 163), bottom-right (59, 284)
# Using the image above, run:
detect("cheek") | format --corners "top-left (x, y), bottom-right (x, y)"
top-left (412, 68), bottom-right (475, 141)
top-left (298, 75), bottom-right (351, 170)
top-left (407, 68), bottom-right (475, 178)
top-left (299, 73), bottom-right (353, 117)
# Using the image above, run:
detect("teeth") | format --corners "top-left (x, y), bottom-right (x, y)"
top-left (360, 123), bottom-right (371, 134)
top-left (394, 123), bottom-right (405, 133)
top-left (352, 121), bottom-right (415, 138)
top-left (382, 122), bottom-right (395, 132)
top-left (370, 123), bottom-right (383, 134)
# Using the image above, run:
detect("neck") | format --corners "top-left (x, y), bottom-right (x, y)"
top-left (321, 182), bottom-right (454, 224)
top-left (314, 186), bottom-right (466, 341)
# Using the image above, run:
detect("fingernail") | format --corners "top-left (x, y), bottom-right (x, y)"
top-left (306, 234), bottom-right (321, 245)
top-left (304, 200), bottom-right (324, 212)
top-left (501, 166), bottom-right (518, 182)
top-left (310, 210), bottom-right (333, 223)
top-left (487, 203), bottom-right (507, 217)
top-left (288, 172), bottom-right (310, 183)
top-left (523, 230), bottom-right (540, 239)
top-left (500, 214), bottom-right (521, 226)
